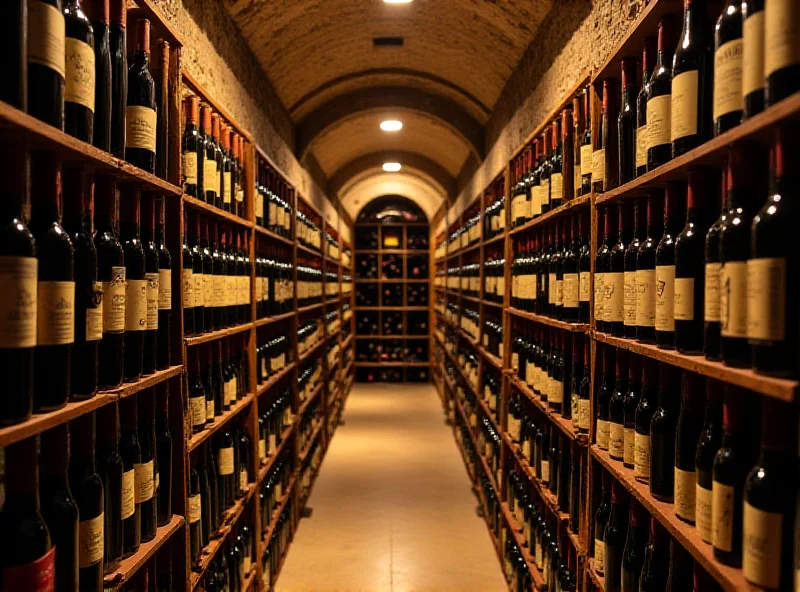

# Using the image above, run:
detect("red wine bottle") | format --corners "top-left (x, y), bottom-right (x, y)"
top-left (217, 429), bottom-right (236, 512)
top-left (595, 345), bottom-right (614, 451)
top-left (694, 379), bottom-right (723, 543)
top-left (594, 471), bottom-right (611, 575)
top-left (609, 204), bottom-right (627, 336)
top-left (624, 198), bottom-right (644, 338)
top-left (674, 371), bottom-right (705, 523)
top-left (120, 396), bottom-right (142, 557)
top-left (714, 0), bottom-right (744, 135)
top-left (603, 479), bottom-right (629, 592)
top-left (636, 38), bottom-right (656, 177)
top-left (748, 127), bottom-right (797, 376)
top-left (0, 147), bottom-right (37, 425)
top-left (141, 195), bottom-right (158, 375)
top-left (551, 118), bottom-right (564, 209)
top-left (221, 124), bottom-right (233, 213)
top-left (201, 105), bottom-right (217, 205)
top-left (182, 216), bottom-right (194, 336)
top-left (621, 500), bottom-right (648, 592)
top-left (664, 539), bottom-right (693, 591)
top-left (137, 390), bottom-right (157, 542)
top-left (608, 350), bottom-right (628, 461)
top-left (201, 218), bottom-right (215, 332)
top-left (121, 185), bottom-right (145, 380)
top-left (580, 87), bottom-right (592, 195)
top-left (28, 0), bottom-right (66, 128)
top-left (182, 95), bottom-right (200, 197)
top-left (190, 214), bottom-right (205, 334)
top-left (655, 182), bottom-right (685, 349)
top-left (1, 0), bottom-right (26, 110)
top-left (125, 19), bottom-right (156, 173)
top-left (63, 0), bottom-right (95, 142)
top-left (638, 518), bottom-right (670, 591)
top-left (154, 197), bottom-right (171, 369)
top-left (703, 164), bottom-right (727, 361)
top-left (155, 383), bottom-right (172, 526)
top-left (647, 17), bottom-right (675, 171)
top-left (69, 413), bottom-right (105, 590)
top-left (592, 81), bottom-right (608, 195)
top-left (764, 0), bottom-right (800, 107)
top-left (86, 0), bottom-right (111, 151)
top-left (636, 192), bottom-right (663, 344)
top-left (211, 114), bottom-right (224, 210)
top-left (594, 207), bottom-right (610, 333)
top-left (96, 402), bottom-right (123, 573)
top-left (622, 354), bottom-right (641, 470)
top-left (95, 175), bottom-right (125, 388)
top-left (154, 39), bottom-right (169, 180)
top-left (741, 0), bottom-right (765, 119)
top-left (108, 0), bottom-right (126, 158)
top-left (634, 359), bottom-right (658, 483)
top-left (0, 439), bottom-right (55, 590)
top-left (618, 58), bottom-right (638, 185)
top-left (30, 154), bottom-right (74, 412)
top-left (189, 348), bottom-right (206, 434)
top-left (649, 364), bottom-right (679, 502)
top-left (188, 462), bottom-right (202, 565)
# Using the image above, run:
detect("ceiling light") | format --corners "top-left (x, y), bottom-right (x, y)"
top-left (384, 0), bottom-right (412, 3)
top-left (380, 120), bottom-right (403, 132)
top-left (383, 162), bottom-right (402, 172)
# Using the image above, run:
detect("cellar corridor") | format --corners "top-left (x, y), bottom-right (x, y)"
top-left (276, 384), bottom-right (506, 592)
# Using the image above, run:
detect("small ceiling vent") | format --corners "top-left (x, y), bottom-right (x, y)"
top-left (373, 36), bottom-right (404, 47)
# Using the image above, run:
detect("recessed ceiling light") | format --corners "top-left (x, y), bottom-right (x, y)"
top-left (383, 162), bottom-right (402, 172)
top-left (380, 120), bottom-right (403, 132)
top-left (384, 0), bottom-right (412, 3)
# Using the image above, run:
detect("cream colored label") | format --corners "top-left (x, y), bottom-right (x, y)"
top-left (65, 37), bottom-right (95, 111)
top-left (579, 398), bottom-right (590, 431)
top-left (541, 178), bottom-right (550, 206)
top-left (696, 484), bottom-right (713, 542)
top-left (258, 439), bottom-right (266, 461)
top-left (223, 172), bottom-right (232, 204)
top-left (655, 265), bottom-right (675, 331)
top-left (712, 481), bottom-right (736, 551)
top-left (37, 281), bottom-right (75, 345)
top-left (28, 0), bottom-right (65, 77)
top-left (126, 106), bottom-right (157, 153)
top-left (594, 539), bottom-right (605, 572)
top-left (636, 125), bottom-right (648, 168)
top-left (158, 269), bottom-right (171, 310)
top-left (134, 460), bottom-right (154, 503)
top-left (594, 273), bottom-right (604, 320)
top-left (206, 399), bottom-right (214, 422)
top-left (704, 262), bottom-right (721, 322)
top-left (609, 423), bottom-right (625, 459)
top-left (86, 282), bottom-right (103, 342)
top-left (548, 272), bottom-right (557, 304)
top-left (563, 274), bottom-right (579, 308)
top-left (190, 395), bottom-right (205, 427)
top-left (103, 267), bottom-right (127, 332)
top-left (121, 469), bottom-right (135, 519)
top-left (624, 427), bottom-right (635, 466)
top-left (193, 273), bottom-right (204, 308)
top-left (530, 187), bottom-right (541, 216)
top-left (580, 270), bottom-right (591, 302)
top-left (592, 149), bottom-right (606, 183)
top-left (636, 269), bottom-right (656, 327)
top-left (183, 152), bottom-right (198, 185)
top-left (605, 271), bottom-right (624, 322)
top-left (596, 419), bottom-right (609, 449)
top-left (674, 277), bottom-right (695, 321)
top-left (623, 270), bottom-right (636, 326)
top-left (743, 12), bottom-right (766, 95)
top-left (182, 268), bottom-right (193, 308)
top-left (671, 70), bottom-right (698, 141)
top-left (743, 502), bottom-right (783, 588)
top-left (551, 380), bottom-right (563, 404)
top-left (218, 447), bottom-right (234, 475)
top-left (541, 460), bottom-right (550, 483)
top-left (255, 192), bottom-right (263, 219)
top-left (747, 257), bottom-right (786, 341)
top-left (188, 494), bottom-right (201, 524)
top-left (765, 0), bottom-right (800, 76)
top-left (145, 272), bottom-right (159, 330)
top-left (721, 261), bottom-right (748, 337)
top-left (647, 94), bottom-right (672, 146)
top-left (551, 173), bottom-right (563, 202)
top-left (634, 432), bottom-right (650, 481)
top-left (78, 513), bottom-right (104, 568)
top-left (125, 278), bottom-right (147, 331)
top-left (675, 467), bottom-right (696, 522)
top-left (579, 144), bottom-right (593, 178)
top-left (714, 39), bottom-right (744, 120)
top-left (204, 159), bottom-right (217, 193)
top-left (0, 257), bottom-right (37, 349)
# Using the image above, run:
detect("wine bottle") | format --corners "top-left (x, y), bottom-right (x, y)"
top-left (96, 402), bottom-right (123, 573)
top-left (30, 154), bottom-right (74, 412)
top-left (109, 0), bottom-right (126, 158)
top-left (634, 359), bottom-right (658, 483)
top-left (218, 429), bottom-right (236, 512)
top-left (714, 0), bottom-right (744, 136)
top-left (609, 204), bottom-right (627, 336)
top-left (120, 396), bottom-right (142, 557)
top-left (95, 175), bottom-right (125, 388)
top-left (619, 58), bottom-right (638, 185)
top-left (221, 124), bottom-right (232, 213)
top-left (0, 439), bottom-right (55, 590)
top-left (63, 0), bottom-right (95, 141)
top-left (621, 500), bottom-right (648, 592)
top-left (592, 83), bottom-right (607, 195)
top-left (664, 539), bottom-right (693, 591)
top-left (637, 38), bottom-right (657, 177)
top-left (695, 379), bottom-right (723, 543)
top-left (578, 338), bottom-right (591, 434)
top-left (647, 17), bottom-right (675, 170)
top-left (126, 19), bottom-right (156, 173)
top-left (624, 199), bottom-right (643, 338)
top-left (155, 382), bottom-right (172, 526)
top-left (154, 39), bottom-right (169, 180)
top-left (655, 182), bottom-right (685, 349)
top-left (141, 194), bottom-right (159, 375)
top-left (541, 130), bottom-right (552, 214)
top-left (189, 463), bottom-right (202, 565)
top-left (580, 87), bottom-right (593, 195)
top-left (742, 0), bottom-right (765, 118)
top-left (137, 391), bottom-right (157, 542)
top-left (594, 207), bottom-right (608, 333)
top-left (551, 118), bottom-right (564, 209)
top-left (622, 354), bottom-right (641, 469)
top-left (636, 192), bottom-right (663, 344)
top-left (155, 197), bottom-right (171, 369)
top-left (86, 0), bottom-right (111, 150)
top-left (703, 163), bottom-right (727, 361)
top-left (649, 364), bottom-right (679, 502)
top-left (69, 413), bottom-right (105, 590)
top-left (28, 0), bottom-right (66, 128)
top-left (594, 471), bottom-right (611, 575)
top-left (211, 113), bottom-right (224, 210)
top-left (182, 216), bottom-right (194, 336)
top-left (608, 350), bottom-right (627, 461)
top-left (672, 0), bottom-right (713, 155)
top-left (191, 213), bottom-right (205, 335)
top-left (674, 371), bottom-right (705, 524)
top-left (189, 348), bottom-right (206, 435)
top-left (764, 0), bottom-right (800, 107)
top-left (638, 518), bottom-right (670, 591)
top-left (595, 345), bottom-right (614, 451)
top-left (201, 105), bottom-right (217, 205)
top-left (182, 95), bottom-right (200, 197)
top-left (202, 219), bottom-right (215, 332)
top-left (749, 127), bottom-right (797, 376)
top-left (603, 480), bottom-right (629, 592)
top-left (562, 215), bottom-right (580, 322)
top-left (1, 0), bottom-right (26, 110)
top-left (39, 424), bottom-right (79, 590)
top-left (121, 185), bottom-right (146, 380)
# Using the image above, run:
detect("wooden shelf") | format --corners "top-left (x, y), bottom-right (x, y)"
top-left (298, 383), bottom-right (323, 417)
top-left (341, 334), bottom-right (354, 350)
top-left (511, 378), bottom-right (588, 444)
top-left (104, 515), bottom-right (184, 588)
top-left (260, 475), bottom-right (297, 547)
top-left (447, 241), bottom-right (482, 258)
top-left (594, 332), bottom-right (798, 401)
top-left (507, 308), bottom-right (591, 333)
top-left (481, 298), bottom-right (503, 309)
top-left (297, 302), bottom-right (324, 314)
top-left (460, 294), bottom-right (481, 305)
top-left (483, 233), bottom-right (505, 248)
top-left (254, 224), bottom-right (294, 246)
top-left (105, 365), bottom-right (185, 399)
top-left (587, 558), bottom-right (605, 591)
top-left (255, 310), bottom-right (296, 327)
top-left (298, 337), bottom-right (327, 364)
top-left (478, 397), bottom-right (501, 435)
top-left (298, 420), bottom-right (324, 465)
top-left (354, 334), bottom-right (429, 339)
top-left (500, 502), bottom-right (546, 589)
top-left (183, 195), bottom-right (253, 228)
top-left (596, 93), bottom-right (800, 206)
top-left (0, 101), bottom-right (181, 196)
top-left (477, 345), bottom-right (503, 371)
top-left (354, 306), bottom-right (429, 311)
top-left (188, 393), bottom-right (255, 453)
top-left (354, 361), bottom-right (430, 367)
top-left (185, 322), bottom-right (252, 346)
top-left (257, 423), bottom-right (294, 485)
top-left (509, 195), bottom-right (592, 237)
top-left (242, 568), bottom-right (257, 592)
top-left (256, 363), bottom-right (296, 397)
top-left (590, 445), bottom-right (761, 592)
top-left (297, 243), bottom-right (323, 258)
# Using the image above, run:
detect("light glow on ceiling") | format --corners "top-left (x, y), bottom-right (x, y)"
top-left (384, 0), bottom-right (413, 3)
top-left (382, 162), bottom-right (402, 172)
top-left (380, 120), bottom-right (403, 132)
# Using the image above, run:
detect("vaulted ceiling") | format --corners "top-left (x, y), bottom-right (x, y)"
top-left (223, 0), bottom-right (553, 217)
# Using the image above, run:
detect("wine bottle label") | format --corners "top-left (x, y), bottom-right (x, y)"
top-left (596, 419), bottom-right (609, 450)
top-left (1, 545), bottom-right (56, 591)
top-left (743, 502), bottom-right (783, 588)
top-left (695, 484), bottom-right (713, 542)
top-left (269, 434), bottom-right (277, 455)
top-left (244, 556), bottom-right (252, 575)
top-left (0, 257), bottom-right (38, 349)
top-left (548, 272), bottom-right (556, 304)
top-left (218, 447), bottom-right (234, 475)
top-left (497, 276), bottom-right (505, 296)
top-left (126, 106), bottom-right (157, 153)
top-left (269, 201), bottom-right (278, 226)
top-left (562, 273), bottom-right (579, 308)
top-left (258, 438), bottom-right (266, 461)
top-left (78, 512), bottom-right (104, 568)
top-left (647, 94), bottom-right (672, 147)
top-left (579, 270), bottom-right (591, 302)
top-left (158, 269), bottom-right (171, 310)
top-left (255, 192), bottom-right (263, 219)
top-left (121, 469), bottom-right (135, 519)
top-left (182, 268), bottom-right (193, 308)
top-left (125, 278), bottom-right (147, 331)
top-left (580, 145), bottom-right (593, 177)
top-left (216, 168), bottom-right (221, 199)
top-left (623, 270), bottom-right (636, 326)
top-left (223, 172), bottom-right (232, 204)
top-left (593, 539), bottom-right (604, 573)
top-left (103, 266), bottom-right (127, 332)
top-left (541, 459), bottom-right (550, 483)
top-left (674, 277), bottom-right (695, 321)
top-left (579, 398), bottom-right (590, 431)
top-left (193, 272), bottom-right (204, 308)
top-left (712, 481), bottom-right (735, 551)
top-left (636, 125), bottom-right (648, 168)
top-left (240, 469), bottom-right (248, 492)
top-left (635, 269), bottom-right (656, 327)
top-left (714, 39), bottom-right (745, 120)
top-left (85, 281), bottom-right (103, 342)
top-left (206, 398), bottom-right (214, 421)
top-left (203, 158), bottom-right (217, 193)
top-left (530, 189), bottom-right (540, 217)
top-left (541, 178), bottom-right (550, 205)
top-left (747, 257), bottom-right (786, 341)
top-left (498, 208), bottom-right (505, 228)
top-left (188, 494), bottom-right (201, 524)
top-left (213, 275), bottom-right (225, 308)
top-left (591, 149), bottom-right (606, 184)
top-left (605, 272), bottom-right (624, 322)
top-left (28, 0), bottom-right (65, 78)
top-left (226, 276), bottom-right (235, 307)
top-left (671, 70), bottom-right (699, 141)
top-left (190, 395), bottom-right (205, 427)
top-left (655, 265), bottom-right (675, 331)
top-left (134, 460), bottom-right (154, 503)
top-left (674, 467), bottom-right (696, 522)
top-left (765, 0), bottom-right (800, 76)
top-left (609, 422), bottom-right (624, 459)
top-left (551, 381), bottom-right (563, 404)
top-left (743, 12), bottom-right (766, 95)
top-left (624, 427), bottom-right (635, 465)
top-left (37, 280), bottom-right (75, 345)
top-left (146, 272), bottom-right (159, 330)
top-left (183, 152), bottom-right (198, 185)
top-left (594, 273), bottom-right (604, 320)
top-left (65, 37), bottom-right (96, 112)
top-left (721, 261), bottom-right (748, 337)
top-left (704, 262), bottom-right (721, 321)
top-left (634, 432), bottom-right (650, 481)
top-left (551, 173), bottom-right (563, 202)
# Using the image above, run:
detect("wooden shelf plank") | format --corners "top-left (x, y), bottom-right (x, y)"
top-left (188, 393), bottom-right (255, 453)
top-left (257, 424), bottom-right (294, 485)
top-left (353, 306), bottom-right (429, 311)
top-left (511, 378), bottom-right (588, 444)
top-left (354, 334), bottom-right (429, 339)
top-left (477, 345), bottom-right (503, 371)
top-left (353, 361), bottom-right (430, 367)
top-left (254, 310), bottom-right (296, 328)
top-left (587, 558), bottom-right (606, 591)
top-left (260, 475), bottom-right (297, 547)
top-left (297, 302), bottom-right (324, 314)
top-left (183, 195), bottom-right (253, 228)
top-left (104, 515), bottom-right (184, 588)
top-left (256, 363), bottom-right (296, 397)
top-left (297, 336), bottom-right (327, 364)
top-left (297, 243), bottom-right (323, 258)
top-left (254, 224), bottom-right (294, 246)
top-left (507, 307), bottom-right (591, 333)
top-left (501, 502), bottom-right (547, 589)
top-left (185, 322), bottom-right (252, 347)
top-left (508, 195), bottom-right (592, 237)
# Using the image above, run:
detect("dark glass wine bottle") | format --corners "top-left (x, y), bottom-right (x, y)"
top-left (638, 518), bottom-right (670, 591)
top-left (189, 348), bottom-right (207, 435)
top-left (592, 81), bottom-right (608, 194)
top-left (636, 192), bottom-right (663, 344)
top-left (218, 429), bottom-right (236, 512)
top-left (618, 58), bottom-right (638, 185)
top-left (609, 204), bottom-right (627, 336)
top-left (154, 39), bottom-right (169, 181)
top-left (120, 396), bottom-right (142, 557)
top-left (189, 463), bottom-right (202, 566)
top-left (655, 182), bottom-right (685, 349)
top-left (125, 19), bottom-right (156, 173)
top-left (608, 350), bottom-right (627, 462)
top-left (624, 198), bottom-right (644, 338)
top-left (741, 0), bottom-right (765, 119)
top-left (594, 207), bottom-right (610, 334)
top-left (634, 359), bottom-right (658, 483)
top-left (714, 0), bottom-right (744, 135)
top-left (603, 480), bottom-right (629, 592)
top-left (155, 383), bottom-right (172, 526)
top-left (120, 185), bottom-right (145, 381)
top-left (594, 471), bottom-right (611, 576)
top-left (182, 216), bottom-right (195, 336)
top-left (28, 0), bottom-right (66, 128)
top-left (201, 105), bottom-right (217, 205)
top-left (622, 354), bottom-right (641, 469)
top-left (211, 114), bottom-right (224, 210)
top-left (96, 402), bottom-right (123, 573)
top-left (763, 0), bottom-right (799, 107)
top-left (182, 95), bottom-right (200, 197)
top-left (137, 390), bottom-right (157, 542)
top-left (154, 197), bottom-right (171, 369)
top-left (621, 500), bottom-right (648, 592)
top-left (202, 219), bottom-right (215, 333)
top-left (191, 213), bottom-right (205, 335)
top-left (647, 17), bottom-right (675, 171)
top-left (694, 379), bottom-right (723, 543)
top-left (636, 38), bottom-right (656, 177)
top-left (63, 0), bottom-right (95, 141)
top-left (595, 345), bottom-right (614, 451)
top-left (141, 194), bottom-right (159, 375)
top-left (580, 87), bottom-right (593, 195)
top-left (86, 0), bottom-right (111, 150)
top-left (109, 0), bottom-right (126, 158)
top-left (0, 1), bottom-right (26, 110)
top-left (674, 371), bottom-right (705, 524)
top-left (649, 364), bottom-right (680, 502)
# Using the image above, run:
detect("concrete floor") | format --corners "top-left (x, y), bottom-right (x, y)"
top-left (276, 383), bottom-right (507, 592)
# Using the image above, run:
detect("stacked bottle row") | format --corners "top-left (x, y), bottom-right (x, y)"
top-left (115, 546), bottom-right (173, 591)
top-left (182, 95), bottom-right (247, 219)
top-left (483, 246), bottom-right (506, 303)
top-left (0, 387), bottom-right (174, 589)
top-left (255, 161), bottom-right (292, 238)
top-left (483, 177), bottom-right (507, 242)
top-left (260, 493), bottom-right (294, 588)
top-left (448, 202), bottom-right (481, 250)
top-left (255, 243), bottom-right (294, 320)
top-left (482, 313), bottom-right (503, 358)
top-left (195, 521), bottom-right (255, 592)
top-left (258, 450), bottom-right (292, 538)
top-left (299, 441), bottom-right (324, 502)
top-left (297, 319), bottom-right (322, 355)
top-left (296, 260), bottom-right (323, 308)
top-left (1, 163), bottom-right (173, 426)
top-left (296, 202), bottom-right (322, 253)
top-left (256, 328), bottom-right (291, 385)
top-left (297, 398), bottom-right (322, 455)
top-left (257, 378), bottom-right (294, 462)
